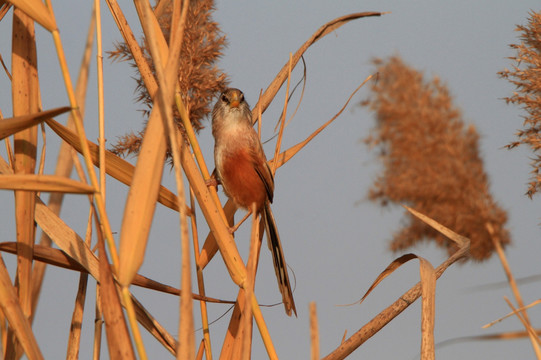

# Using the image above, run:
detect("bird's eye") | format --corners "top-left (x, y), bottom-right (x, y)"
top-left (221, 94), bottom-right (228, 102)
top-left (239, 93), bottom-right (244, 102)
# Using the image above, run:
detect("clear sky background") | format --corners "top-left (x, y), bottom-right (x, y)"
top-left (1, 1), bottom-right (541, 359)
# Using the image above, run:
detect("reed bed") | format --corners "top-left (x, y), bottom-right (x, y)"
top-left (0, 1), bottom-right (538, 359)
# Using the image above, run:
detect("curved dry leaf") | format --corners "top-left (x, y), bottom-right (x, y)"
top-left (345, 253), bottom-right (418, 306)
top-left (0, 107), bottom-right (70, 140)
top-left (272, 75), bottom-right (373, 169)
top-left (0, 174), bottom-right (94, 193)
top-left (251, 12), bottom-right (382, 122)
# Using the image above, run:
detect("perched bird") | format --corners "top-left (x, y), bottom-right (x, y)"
top-left (211, 88), bottom-right (296, 316)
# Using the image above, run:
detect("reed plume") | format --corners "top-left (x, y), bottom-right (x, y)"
top-left (363, 56), bottom-right (510, 260)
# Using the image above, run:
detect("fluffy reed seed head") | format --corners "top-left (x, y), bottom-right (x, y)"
top-left (363, 56), bottom-right (510, 261)
top-left (499, 10), bottom-right (541, 197)
top-left (109, 0), bottom-right (229, 157)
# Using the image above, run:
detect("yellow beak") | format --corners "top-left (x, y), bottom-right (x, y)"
top-left (229, 92), bottom-right (240, 108)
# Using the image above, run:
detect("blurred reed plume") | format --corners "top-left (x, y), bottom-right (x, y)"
top-left (109, 0), bottom-right (229, 157)
top-left (499, 10), bottom-right (541, 197)
top-left (363, 56), bottom-right (510, 260)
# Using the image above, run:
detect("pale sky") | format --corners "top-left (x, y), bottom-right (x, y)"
top-left (1, 1), bottom-right (541, 359)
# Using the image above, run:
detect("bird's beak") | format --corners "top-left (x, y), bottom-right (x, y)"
top-left (230, 93), bottom-right (240, 108)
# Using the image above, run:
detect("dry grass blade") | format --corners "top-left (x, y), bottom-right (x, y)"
top-left (10, 12), bottom-right (40, 351)
top-left (96, 222), bottom-right (135, 359)
top-left (0, 254), bottom-right (43, 360)
top-left (66, 271), bottom-right (89, 360)
top-left (436, 329), bottom-right (541, 350)
top-left (250, 12), bottom-right (382, 123)
top-left (6, 0), bottom-right (56, 31)
top-left (190, 188), bottom-right (213, 360)
top-left (119, 101), bottom-right (168, 356)
top-left (323, 209), bottom-right (469, 360)
top-left (129, 294), bottom-right (178, 355)
top-left (0, 243), bottom-right (87, 273)
top-left (0, 106), bottom-right (70, 140)
top-left (486, 222), bottom-right (540, 355)
top-left (0, 174), bottom-right (94, 193)
top-left (405, 206), bottom-right (468, 249)
top-left (272, 75), bottom-right (372, 169)
top-left (34, 197), bottom-right (99, 277)
top-left (503, 297), bottom-right (541, 356)
top-left (310, 302), bottom-right (320, 360)
top-left (240, 207), bottom-right (260, 359)
top-left (484, 299), bottom-right (541, 329)
top-left (45, 118), bottom-right (181, 211)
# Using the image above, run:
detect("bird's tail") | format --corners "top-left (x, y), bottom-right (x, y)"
top-left (263, 202), bottom-right (297, 317)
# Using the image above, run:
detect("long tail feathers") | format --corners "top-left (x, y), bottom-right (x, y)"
top-left (263, 202), bottom-right (297, 317)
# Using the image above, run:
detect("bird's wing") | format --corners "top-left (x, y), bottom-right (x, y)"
top-left (252, 150), bottom-right (274, 203)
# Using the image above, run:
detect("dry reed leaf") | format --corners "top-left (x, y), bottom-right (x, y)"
top-left (0, 174), bottom-right (94, 193)
top-left (189, 188), bottom-right (213, 360)
top-left (5, 0), bottom-right (56, 31)
top-left (115, 104), bottom-right (167, 287)
top-left (195, 340), bottom-right (205, 360)
top-left (323, 209), bottom-right (468, 360)
top-left (250, 12), bottom-right (382, 123)
top-left (405, 206), bottom-right (468, 249)
top-left (198, 198), bottom-right (235, 269)
top-left (310, 302), bottom-right (320, 360)
top-left (239, 209), bottom-right (260, 359)
top-left (483, 299), bottom-right (541, 329)
top-left (0, 255), bottom-right (43, 360)
top-left (96, 224), bottom-right (136, 359)
top-left (0, 242), bottom-right (87, 273)
top-left (0, 106), bottom-right (70, 140)
top-left (11, 9), bottom-right (40, 339)
top-left (346, 253), bottom-right (418, 306)
top-left (434, 328), bottom-right (541, 352)
top-left (45, 118), bottom-right (181, 211)
top-left (65, 271), bottom-right (88, 360)
top-left (273, 75), bottom-right (373, 169)
top-left (34, 197), bottom-right (99, 276)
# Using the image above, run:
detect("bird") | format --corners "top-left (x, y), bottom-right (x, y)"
top-left (211, 87), bottom-right (296, 316)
